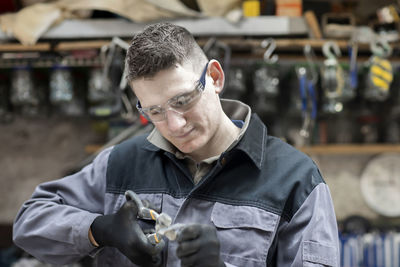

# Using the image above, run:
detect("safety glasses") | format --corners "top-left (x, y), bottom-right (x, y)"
top-left (136, 62), bottom-right (208, 122)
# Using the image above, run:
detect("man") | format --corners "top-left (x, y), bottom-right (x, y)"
top-left (13, 22), bottom-right (339, 266)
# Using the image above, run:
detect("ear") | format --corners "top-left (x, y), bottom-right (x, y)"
top-left (208, 59), bottom-right (225, 94)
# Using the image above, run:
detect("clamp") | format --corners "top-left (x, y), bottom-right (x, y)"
top-left (125, 190), bottom-right (184, 245)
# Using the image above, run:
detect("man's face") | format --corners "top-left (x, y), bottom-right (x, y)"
top-left (131, 61), bottom-right (224, 157)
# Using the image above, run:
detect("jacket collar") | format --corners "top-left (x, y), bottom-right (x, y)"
top-left (142, 100), bottom-right (268, 170)
top-left (233, 113), bottom-right (267, 170)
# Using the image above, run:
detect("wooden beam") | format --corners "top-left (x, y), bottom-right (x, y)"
top-left (0, 38), bottom-right (393, 55)
top-left (54, 40), bottom-right (113, 51)
top-left (304, 11), bottom-right (322, 39)
top-left (0, 43), bottom-right (50, 52)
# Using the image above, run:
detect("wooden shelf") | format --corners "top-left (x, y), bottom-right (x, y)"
top-left (299, 144), bottom-right (400, 155)
top-left (0, 18), bottom-right (397, 54)
top-left (0, 43), bottom-right (51, 52)
top-left (54, 40), bottom-right (111, 51)
top-left (0, 17), bottom-right (308, 41)
top-left (1, 38), bottom-right (399, 57)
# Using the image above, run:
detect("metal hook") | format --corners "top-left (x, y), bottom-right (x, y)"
top-left (370, 38), bottom-right (392, 58)
top-left (303, 44), bottom-right (318, 84)
top-left (322, 41), bottom-right (342, 60)
top-left (261, 38), bottom-right (278, 63)
top-left (111, 36), bottom-right (130, 50)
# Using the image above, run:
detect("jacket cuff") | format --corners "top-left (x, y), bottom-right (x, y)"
top-left (73, 212), bottom-right (103, 257)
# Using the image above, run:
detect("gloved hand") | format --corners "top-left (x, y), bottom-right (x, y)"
top-left (90, 196), bottom-right (165, 267)
top-left (176, 224), bottom-right (226, 267)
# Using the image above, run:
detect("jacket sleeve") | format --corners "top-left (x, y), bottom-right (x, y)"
top-left (275, 183), bottom-right (340, 267)
top-left (13, 147), bottom-right (113, 265)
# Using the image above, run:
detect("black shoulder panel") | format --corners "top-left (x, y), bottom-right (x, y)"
top-left (106, 131), bottom-right (325, 222)
top-left (106, 135), bottom-right (193, 196)
top-left (195, 135), bottom-right (325, 222)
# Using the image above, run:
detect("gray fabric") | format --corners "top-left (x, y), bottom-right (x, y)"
top-left (13, 147), bottom-right (113, 264)
top-left (275, 183), bottom-right (340, 266)
top-left (14, 169), bottom-right (339, 267)
top-left (211, 202), bottom-right (279, 266)
top-left (12, 99), bottom-right (339, 267)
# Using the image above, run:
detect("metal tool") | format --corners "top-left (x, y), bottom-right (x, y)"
top-left (294, 45), bottom-right (318, 145)
top-left (156, 223), bottom-right (185, 241)
top-left (322, 41), bottom-right (344, 100)
top-left (348, 34), bottom-right (359, 91)
top-left (256, 38), bottom-right (280, 96)
top-left (253, 38), bottom-right (280, 117)
top-left (364, 39), bottom-right (393, 101)
top-left (124, 190), bottom-right (184, 245)
top-left (321, 12), bottom-right (355, 39)
top-left (89, 37), bottom-right (136, 120)
top-left (321, 41), bottom-right (351, 114)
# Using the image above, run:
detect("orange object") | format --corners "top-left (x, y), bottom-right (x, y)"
top-left (139, 114), bottom-right (149, 125)
top-left (275, 0), bottom-right (302, 17)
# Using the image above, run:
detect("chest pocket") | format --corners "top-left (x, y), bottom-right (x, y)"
top-left (211, 202), bottom-right (279, 267)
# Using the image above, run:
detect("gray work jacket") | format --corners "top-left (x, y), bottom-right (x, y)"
top-left (13, 114), bottom-right (339, 267)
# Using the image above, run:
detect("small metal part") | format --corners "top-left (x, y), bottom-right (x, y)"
top-left (147, 233), bottom-right (163, 245)
top-left (125, 190), bottom-right (176, 244)
top-left (261, 38), bottom-right (278, 64)
top-left (157, 223), bottom-right (185, 241)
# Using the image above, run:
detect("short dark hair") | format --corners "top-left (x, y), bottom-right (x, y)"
top-left (125, 22), bottom-right (207, 82)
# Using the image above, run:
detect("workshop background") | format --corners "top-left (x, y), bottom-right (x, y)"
top-left (1, 0), bottom-right (400, 266)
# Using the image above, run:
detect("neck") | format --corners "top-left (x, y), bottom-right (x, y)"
top-left (189, 114), bottom-right (240, 162)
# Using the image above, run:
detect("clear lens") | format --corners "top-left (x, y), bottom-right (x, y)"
top-left (146, 107), bottom-right (164, 121)
top-left (169, 84), bottom-right (202, 111)
top-left (142, 84), bottom-right (203, 122)
top-left (137, 62), bottom-right (208, 122)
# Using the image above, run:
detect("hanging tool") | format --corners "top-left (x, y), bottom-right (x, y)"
top-left (295, 45), bottom-right (318, 145)
top-left (89, 37), bottom-right (136, 120)
top-left (11, 66), bottom-right (38, 106)
top-left (125, 190), bottom-right (185, 245)
top-left (322, 41), bottom-right (344, 99)
top-left (348, 34), bottom-right (359, 91)
top-left (364, 38), bottom-right (393, 101)
top-left (10, 65), bottom-right (41, 116)
top-left (253, 38), bottom-right (280, 116)
top-left (321, 13), bottom-right (355, 39)
top-left (225, 67), bottom-right (246, 100)
top-left (321, 41), bottom-right (347, 113)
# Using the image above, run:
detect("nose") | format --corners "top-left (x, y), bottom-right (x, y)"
top-left (165, 109), bottom-right (186, 132)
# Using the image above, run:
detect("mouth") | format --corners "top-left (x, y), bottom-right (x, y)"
top-left (172, 128), bottom-right (194, 139)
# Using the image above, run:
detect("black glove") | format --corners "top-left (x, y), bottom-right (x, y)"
top-left (91, 197), bottom-right (164, 266)
top-left (176, 224), bottom-right (226, 267)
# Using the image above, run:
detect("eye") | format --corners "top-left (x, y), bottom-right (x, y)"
top-left (169, 84), bottom-right (201, 109)
top-left (148, 107), bottom-right (162, 116)
top-left (172, 95), bottom-right (191, 107)
top-left (170, 92), bottom-right (195, 108)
